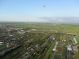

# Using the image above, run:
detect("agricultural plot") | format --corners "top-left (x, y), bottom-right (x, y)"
top-left (0, 23), bottom-right (79, 59)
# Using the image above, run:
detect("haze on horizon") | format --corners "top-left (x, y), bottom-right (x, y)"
top-left (0, 0), bottom-right (79, 23)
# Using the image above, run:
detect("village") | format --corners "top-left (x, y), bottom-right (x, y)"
top-left (0, 24), bottom-right (26, 57)
top-left (0, 23), bottom-right (79, 59)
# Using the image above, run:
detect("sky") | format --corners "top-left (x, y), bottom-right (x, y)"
top-left (0, 0), bottom-right (79, 23)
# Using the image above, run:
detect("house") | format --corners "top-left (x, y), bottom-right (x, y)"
top-left (0, 42), bottom-right (3, 45)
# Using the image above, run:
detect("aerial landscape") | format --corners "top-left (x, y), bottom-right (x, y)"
top-left (0, 22), bottom-right (79, 59)
top-left (0, 0), bottom-right (79, 59)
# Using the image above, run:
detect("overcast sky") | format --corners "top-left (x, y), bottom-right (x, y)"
top-left (0, 0), bottom-right (79, 23)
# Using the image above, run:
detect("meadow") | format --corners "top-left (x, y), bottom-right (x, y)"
top-left (1, 22), bottom-right (79, 59)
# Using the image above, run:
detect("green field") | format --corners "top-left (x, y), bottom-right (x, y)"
top-left (0, 22), bottom-right (79, 59)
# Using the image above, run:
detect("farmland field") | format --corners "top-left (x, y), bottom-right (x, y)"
top-left (0, 22), bottom-right (79, 59)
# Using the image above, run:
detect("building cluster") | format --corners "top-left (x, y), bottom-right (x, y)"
top-left (51, 33), bottom-right (78, 59)
top-left (0, 24), bottom-right (25, 51)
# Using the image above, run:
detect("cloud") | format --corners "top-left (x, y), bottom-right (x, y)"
top-left (38, 17), bottom-right (79, 23)
top-left (0, 16), bottom-right (49, 22)
top-left (0, 16), bottom-right (79, 24)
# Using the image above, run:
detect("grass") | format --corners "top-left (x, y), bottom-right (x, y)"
top-left (43, 41), bottom-right (55, 59)
top-left (0, 22), bottom-right (79, 59)
top-left (0, 44), bottom-right (7, 51)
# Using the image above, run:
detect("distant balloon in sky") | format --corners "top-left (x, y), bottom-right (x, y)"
top-left (43, 5), bottom-right (46, 8)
